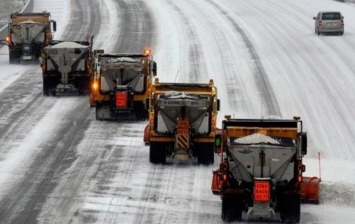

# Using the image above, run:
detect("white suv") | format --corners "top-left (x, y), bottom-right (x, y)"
top-left (313, 11), bottom-right (344, 35)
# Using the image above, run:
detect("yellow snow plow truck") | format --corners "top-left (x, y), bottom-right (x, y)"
top-left (6, 11), bottom-right (56, 63)
top-left (144, 79), bottom-right (220, 165)
top-left (90, 49), bottom-right (157, 120)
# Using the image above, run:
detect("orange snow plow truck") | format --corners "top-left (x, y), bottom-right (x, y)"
top-left (211, 116), bottom-right (320, 223)
top-left (90, 49), bottom-right (157, 120)
top-left (144, 79), bottom-right (220, 165)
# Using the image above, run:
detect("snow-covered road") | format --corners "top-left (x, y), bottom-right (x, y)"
top-left (0, 0), bottom-right (354, 223)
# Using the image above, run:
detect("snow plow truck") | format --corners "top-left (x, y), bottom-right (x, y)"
top-left (211, 116), bottom-right (320, 223)
top-left (6, 11), bottom-right (56, 63)
top-left (90, 49), bottom-right (157, 120)
top-left (144, 79), bottom-right (220, 165)
top-left (41, 36), bottom-right (94, 96)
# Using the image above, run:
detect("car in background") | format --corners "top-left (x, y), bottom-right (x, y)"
top-left (313, 11), bottom-right (344, 35)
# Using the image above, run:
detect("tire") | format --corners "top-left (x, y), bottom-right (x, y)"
top-left (149, 142), bottom-right (166, 164)
top-left (9, 51), bottom-right (19, 64)
top-left (134, 101), bottom-right (148, 120)
top-left (43, 77), bottom-right (50, 96)
top-left (221, 194), bottom-right (233, 222)
top-left (221, 193), bottom-right (242, 222)
top-left (197, 143), bottom-right (214, 165)
top-left (280, 194), bottom-right (300, 223)
top-left (96, 103), bottom-right (112, 120)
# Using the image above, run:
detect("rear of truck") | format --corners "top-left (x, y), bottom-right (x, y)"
top-left (212, 117), bottom-right (308, 223)
top-left (145, 79), bottom-right (220, 164)
top-left (6, 12), bottom-right (56, 63)
top-left (91, 49), bottom-right (157, 120)
top-left (41, 37), bottom-right (93, 95)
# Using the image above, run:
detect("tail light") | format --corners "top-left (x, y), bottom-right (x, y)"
top-left (341, 20), bottom-right (344, 27)
top-left (41, 64), bottom-right (46, 71)
top-left (319, 20), bottom-right (322, 27)
top-left (6, 35), bottom-right (11, 45)
top-left (298, 175), bottom-right (303, 183)
top-left (222, 173), bottom-right (228, 181)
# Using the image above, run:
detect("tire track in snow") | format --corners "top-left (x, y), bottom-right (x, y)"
top-left (63, 0), bottom-right (102, 41)
top-left (165, 0), bottom-right (207, 83)
top-left (206, 0), bottom-right (281, 117)
top-left (114, 0), bottom-right (157, 53)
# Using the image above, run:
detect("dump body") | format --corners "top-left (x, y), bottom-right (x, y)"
top-left (91, 50), bottom-right (157, 120)
top-left (145, 79), bottom-right (220, 164)
top-left (41, 37), bottom-right (93, 95)
top-left (212, 118), bottom-right (308, 223)
top-left (6, 12), bottom-right (56, 63)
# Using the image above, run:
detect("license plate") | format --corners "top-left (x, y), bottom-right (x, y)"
top-left (254, 181), bottom-right (270, 202)
top-left (22, 56), bottom-right (32, 60)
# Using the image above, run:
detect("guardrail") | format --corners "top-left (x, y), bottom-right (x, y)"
top-left (0, 0), bottom-right (33, 43)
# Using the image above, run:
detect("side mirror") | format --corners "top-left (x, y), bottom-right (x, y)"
top-left (216, 99), bottom-right (220, 111)
top-left (151, 61), bottom-right (157, 76)
top-left (298, 132), bottom-right (307, 155)
top-left (313, 17), bottom-right (316, 20)
top-left (52, 20), bottom-right (57, 32)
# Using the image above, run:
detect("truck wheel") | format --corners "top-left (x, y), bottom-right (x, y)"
top-left (208, 143), bottom-right (214, 164)
top-left (222, 194), bottom-right (232, 222)
top-left (222, 193), bottom-right (242, 221)
top-left (78, 76), bottom-right (90, 95)
top-left (9, 52), bottom-right (19, 64)
top-left (43, 77), bottom-right (50, 96)
top-left (96, 103), bottom-right (111, 120)
top-left (280, 194), bottom-right (300, 223)
top-left (197, 143), bottom-right (214, 165)
top-left (134, 101), bottom-right (148, 120)
top-left (150, 142), bottom-right (166, 164)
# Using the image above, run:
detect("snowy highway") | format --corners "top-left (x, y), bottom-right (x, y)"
top-left (0, 0), bottom-right (354, 223)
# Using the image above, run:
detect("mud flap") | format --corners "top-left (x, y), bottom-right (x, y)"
top-left (89, 92), bottom-right (95, 107)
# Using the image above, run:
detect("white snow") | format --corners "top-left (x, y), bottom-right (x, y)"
top-left (235, 133), bottom-right (281, 145)
top-left (48, 41), bottom-right (88, 49)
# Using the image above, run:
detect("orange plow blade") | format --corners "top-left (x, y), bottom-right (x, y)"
top-left (300, 176), bottom-right (320, 204)
top-left (211, 169), bottom-right (223, 195)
